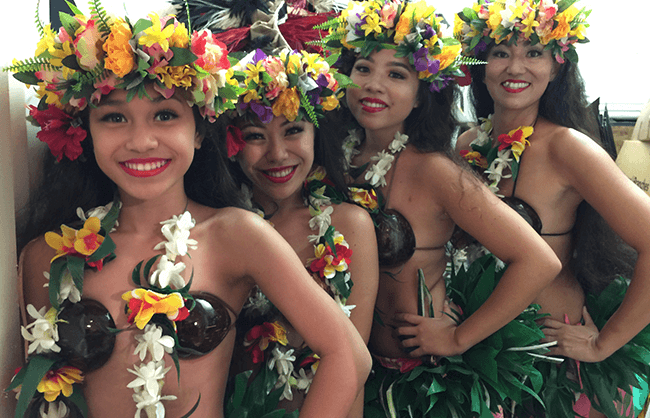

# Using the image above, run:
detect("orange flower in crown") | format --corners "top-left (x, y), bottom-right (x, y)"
top-left (3, 0), bottom-right (243, 161)
top-left (316, 0), bottom-right (473, 93)
top-left (454, 0), bottom-right (590, 64)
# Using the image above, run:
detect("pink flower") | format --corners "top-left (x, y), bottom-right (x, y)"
top-left (74, 19), bottom-right (104, 71)
top-left (28, 105), bottom-right (86, 162)
top-left (191, 29), bottom-right (230, 73)
top-left (380, 2), bottom-right (399, 28)
top-left (226, 125), bottom-right (246, 157)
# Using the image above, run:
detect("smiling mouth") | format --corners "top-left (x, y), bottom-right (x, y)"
top-left (262, 166), bottom-right (297, 183)
top-left (120, 159), bottom-right (170, 178)
top-left (502, 81), bottom-right (530, 92)
top-left (360, 99), bottom-right (387, 113)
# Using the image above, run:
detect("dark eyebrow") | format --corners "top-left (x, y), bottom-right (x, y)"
top-left (97, 94), bottom-right (174, 107)
top-left (355, 55), bottom-right (412, 72)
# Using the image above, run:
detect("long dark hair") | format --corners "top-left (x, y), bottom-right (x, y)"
top-left (16, 104), bottom-right (245, 255)
top-left (469, 47), bottom-right (637, 294)
top-left (334, 48), bottom-right (459, 158)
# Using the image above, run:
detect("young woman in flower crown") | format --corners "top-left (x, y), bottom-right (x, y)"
top-left (316, 1), bottom-right (565, 416)
top-left (455, 1), bottom-right (650, 416)
top-left (8, 4), bottom-right (371, 418)
top-left (220, 48), bottom-right (379, 418)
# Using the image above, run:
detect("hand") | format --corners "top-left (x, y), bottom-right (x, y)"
top-left (395, 302), bottom-right (463, 357)
top-left (541, 307), bottom-right (606, 363)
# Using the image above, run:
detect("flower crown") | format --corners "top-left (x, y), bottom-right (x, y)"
top-left (231, 48), bottom-right (353, 128)
top-left (315, 0), bottom-right (475, 92)
top-left (4, 0), bottom-right (243, 161)
top-left (454, 0), bottom-right (590, 64)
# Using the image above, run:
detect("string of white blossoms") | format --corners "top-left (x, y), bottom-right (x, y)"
top-left (342, 130), bottom-right (409, 188)
top-left (468, 115), bottom-right (513, 197)
top-left (127, 211), bottom-right (197, 417)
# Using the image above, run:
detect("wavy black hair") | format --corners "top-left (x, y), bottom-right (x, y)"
top-left (468, 47), bottom-right (637, 294)
top-left (16, 105), bottom-right (245, 255)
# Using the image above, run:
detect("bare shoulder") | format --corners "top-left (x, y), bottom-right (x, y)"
top-left (200, 206), bottom-right (273, 243)
top-left (20, 237), bottom-right (55, 309)
top-left (546, 124), bottom-right (611, 170)
top-left (330, 202), bottom-right (374, 233)
top-left (456, 126), bottom-right (480, 151)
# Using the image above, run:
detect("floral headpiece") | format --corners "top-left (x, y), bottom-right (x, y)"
top-left (231, 48), bottom-right (352, 127)
top-left (4, 0), bottom-right (243, 162)
top-left (454, 0), bottom-right (590, 64)
top-left (315, 0), bottom-right (475, 92)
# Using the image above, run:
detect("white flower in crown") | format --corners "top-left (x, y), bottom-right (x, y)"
top-left (308, 205), bottom-right (334, 241)
top-left (149, 255), bottom-right (187, 289)
top-left (44, 270), bottom-right (81, 304)
top-left (21, 304), bottom-right (60, 354)
top-left (389, 132), bottom-right (409, 153)
top-left (132, 389), bottom-right (177, 418)
top-left (154, 212), bottom-right (198, 261)
top-left (134, 324), bottom-right (175, 362)
top-left (500, 0), bottom-right (519, 29)
top-left (38, 400), bottom-right (69, 418)
top-left (127, 360), bottom-right (172, 399)
top-left (366, 151), bottom-right (395, 187)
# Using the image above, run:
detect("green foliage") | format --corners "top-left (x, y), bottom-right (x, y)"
top-left (88, 0), bottom-right (111, 33)
top-left (3, 57), bottom-right (55, 75)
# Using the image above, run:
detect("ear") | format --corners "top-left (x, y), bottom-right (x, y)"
top-left (194, 131), bottom-right (203, 150)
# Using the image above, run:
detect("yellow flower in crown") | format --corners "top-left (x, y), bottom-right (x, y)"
top-left (4, 0), bottom-right (243, 162)
top-left (316, 0), bottom-right (467, 93)
top-left (231, 49), bottom-right (352, 127)
top-left (36, 366), bottom-right (84, 402)
top-left (455, 0), bottom-right (591, 64)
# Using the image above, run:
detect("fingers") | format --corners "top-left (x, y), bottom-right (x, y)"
top-left (394, 313), bottom-right (422, 324)
top-left (396, 325), bottom-right (417, 336)
top-left (582, 306), bottom-right (595, 326)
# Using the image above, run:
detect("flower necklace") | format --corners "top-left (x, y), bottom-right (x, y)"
top-left (238, 167), bottom-right (354, 404)
top-left (12, 201), bottom-right (200, 418)
top-left (342, 130), bottom-right (409, 188)
top-left (460, 114), bottom-right (535, 196)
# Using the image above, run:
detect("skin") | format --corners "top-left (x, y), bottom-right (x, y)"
top-left (457, 42), bottom-right (650, 416)
top-left (345, 48), bottom-right (561, 359)
top-left (20, 86), bottom-right (371, 418)
top-left (235, 115), bottom-right (379, 418)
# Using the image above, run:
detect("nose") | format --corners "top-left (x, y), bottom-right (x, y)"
top-left (266, 136), bottom-right (289, 163)
top-left (363, 72), bottom-right (385, 93)
top-left (125, 121), bottom-right (158, 153)
top-left (505, 56), bottom-right (526, 75)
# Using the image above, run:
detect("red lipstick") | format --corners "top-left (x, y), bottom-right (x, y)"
top-left (261, 166), bottom-right (297, 184)
top-left (360, 97), bottom-right (387, 113)
top-left (120, 158), bottom-right (170, 178)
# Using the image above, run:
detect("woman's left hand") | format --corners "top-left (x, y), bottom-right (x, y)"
top-left (395, 303), bottom-right (464, 357)
top-left (541, 307), bottom-right (606, 362)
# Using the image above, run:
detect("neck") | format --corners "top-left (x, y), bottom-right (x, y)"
top-left (252, 187), bottom-right (305, 219)
top-left (491, 106), bottom-right (539, 137)
top-left (363, 128), bottom-right (401, 154)
top-left (117, 189), bottom-right (190, 235)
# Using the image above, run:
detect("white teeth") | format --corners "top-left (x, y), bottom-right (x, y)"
top-left (503, 81), bottom-right (530, 89)
top-left (124, 160), bottom-right (168, 171)
top-left (266, 167), bottom-right (294, 177)
top-left (361, 100), bottom-right (386, 108)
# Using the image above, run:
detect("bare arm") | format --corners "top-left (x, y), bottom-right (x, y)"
top-left (542, 129), bottom-right (650, 361)
top-left (232, 211), bottom-right (372, 417)
top-left (332, 204), bottom-right (379, 418)
top-left (398, 156), bottom-right (561, 356)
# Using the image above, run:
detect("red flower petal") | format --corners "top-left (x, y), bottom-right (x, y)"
top-left (226, 125), bottom-right (246, 158)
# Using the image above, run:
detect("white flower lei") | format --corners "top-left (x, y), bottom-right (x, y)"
top-left (23, 202), bottom-right (197, 417)
top-left (342, 130), bottom-right (409, 188)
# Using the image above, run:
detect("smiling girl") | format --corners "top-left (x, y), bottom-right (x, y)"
top-left (224, 49), bottom-right (378, 418)
top-left (7, 5), bottom-right (370, 417)
top-left (455, 1), bottom-right (650, 416)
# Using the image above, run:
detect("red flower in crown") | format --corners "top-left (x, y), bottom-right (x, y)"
top-left (226, 125), bottom-right (246, 158)
top-left (28, 105), bottom-right (86, 162)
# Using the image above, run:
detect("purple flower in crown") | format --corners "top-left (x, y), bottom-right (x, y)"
top-left (413, 48), bottom-right (440, 76)
top-left (423, 25), bottom-right (436, 40)
top-left (429, 74), bottom-right (452, 93)
top-left (252, 49), bottom-right (268, 64)
top-left (239, 101), bottom-right (274, 123)
top-left (474, 40), bottom-right (487, 55)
